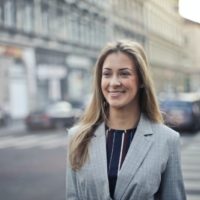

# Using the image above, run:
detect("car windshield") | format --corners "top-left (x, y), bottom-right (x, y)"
top-left (46, 102), bottom-right (72, 113)
top-left (161, 101), bottom-right (192, 112)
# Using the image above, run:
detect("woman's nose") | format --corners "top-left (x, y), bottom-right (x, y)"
top-left (110, 76), bottom-right (121, 86)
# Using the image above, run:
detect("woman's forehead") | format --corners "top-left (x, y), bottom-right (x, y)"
top-left (102, 52), bottom-right (135, 69)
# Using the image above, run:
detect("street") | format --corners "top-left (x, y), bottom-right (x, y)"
top-left (0, 124), bottom-right (67, 200)
top-left (0, 123), bottom-right (200, 200)
top-left (181, 132), bottom-right (200, 200)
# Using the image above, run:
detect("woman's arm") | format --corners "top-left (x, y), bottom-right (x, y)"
top-left (159, 133), bottom-right (187, 200)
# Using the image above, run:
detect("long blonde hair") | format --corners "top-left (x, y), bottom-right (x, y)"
top-left (69, 40), bottom-right (163, 170)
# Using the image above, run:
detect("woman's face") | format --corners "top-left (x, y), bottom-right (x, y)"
top-left (101, 52), bottom-right (140, 111)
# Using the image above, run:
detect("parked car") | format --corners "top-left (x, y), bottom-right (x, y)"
top-left (0, 108), bottom-right (10, 127)
top-left (160, 93), bottom-right (200, 132)
top-left (25, 101), bottom-right (82, 131)
top-left (68, 94), bottom-right (93, 111)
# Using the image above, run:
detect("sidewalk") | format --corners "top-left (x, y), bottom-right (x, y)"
top-left (0, 119), bottom-right (26, 136)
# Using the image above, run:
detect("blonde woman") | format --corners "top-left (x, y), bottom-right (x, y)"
top-left (66, 40), bottom-right (186, 200)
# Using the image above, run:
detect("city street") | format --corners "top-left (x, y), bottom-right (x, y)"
top-left (0, 123), bottom-right (200, 200)
top-left (0, 124), bottom-right (68, 200)
top-left (181, 132), bottom-right (200, 200)
top-left (0, 0), bottom-right (199, 200)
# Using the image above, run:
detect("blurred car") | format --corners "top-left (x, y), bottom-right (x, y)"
top-left (0, 108), bottom-right (10, 127)
top-left (69, 94), bottom-right (93, 110)
top-left (160, 93), bottom-right (200, 132)
top-left (25, 101), bottom-right (82, 131)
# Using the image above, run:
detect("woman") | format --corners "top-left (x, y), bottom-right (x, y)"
top-left (66, 40), bottom-right (186, 200)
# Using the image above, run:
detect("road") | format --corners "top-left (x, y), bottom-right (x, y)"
top-left (0, 123), bottom-right (199, 200)
top-left (0, 123), bottom-right (68, 200)
top-left (181, 132), bottom-right (200, 200)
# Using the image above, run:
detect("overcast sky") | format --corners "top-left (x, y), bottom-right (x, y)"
top-left (179, 0), bottom-right (200, 23)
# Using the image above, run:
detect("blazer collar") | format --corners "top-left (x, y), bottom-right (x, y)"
top-left (115, 114), bottom-right (154, 199)
top-left (94, 113), bottom-right (153, 137)
top-left (92, 114), bottom-right (155, 199)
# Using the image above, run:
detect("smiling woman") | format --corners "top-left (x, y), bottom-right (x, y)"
top-left (66, 40), bottom-right (186, 200)
top-left (101, 52), bottom-right (140, 117)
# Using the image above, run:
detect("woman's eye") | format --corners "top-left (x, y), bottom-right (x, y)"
top-left (120, 72), bottom-right (130, 76)
top-left (102, 72), bottom-right (111, 77)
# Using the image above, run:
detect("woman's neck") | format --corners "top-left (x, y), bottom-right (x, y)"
top-left (107, 107), bottom-right (141, 130)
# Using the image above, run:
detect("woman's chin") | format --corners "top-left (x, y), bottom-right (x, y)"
top-left (109, 103), bottom-right (125, 110)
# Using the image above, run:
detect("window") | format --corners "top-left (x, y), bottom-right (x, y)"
top-left (57, 5), bottom-right (67, 39)
top-left (4, 0), bottom-right (16, 28)
top-left (41, 2), bottom-right (49, 35)
top-left (0, 1), bottom-right (3, 25)
top-left (71, 10), bottom-right (79, 42)
top-left (24, 0), bottom-right (34, 32)
top-left (79, 11), bottom-right (85, 44)
top-left (82, 14), bottom-right (90, 45)
top-left (16, 1), bottom-right (24, 30)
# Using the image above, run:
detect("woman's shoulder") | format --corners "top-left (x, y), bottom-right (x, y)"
top-left (151, 121), bottom-right (180, 141)
top-left (142, 114), bottom-right (179, 140)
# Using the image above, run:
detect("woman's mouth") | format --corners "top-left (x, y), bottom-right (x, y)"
top-left (109, 91), bottom-right (125, 97)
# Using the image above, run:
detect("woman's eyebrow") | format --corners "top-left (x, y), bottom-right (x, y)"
top-left (102, 67), bottom-right (112, 70)
top-left (119, 68), bottom-right (133, 71)
top-left (102, 67), bottom-right (134, 71)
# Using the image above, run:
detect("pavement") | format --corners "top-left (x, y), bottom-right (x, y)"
top-left (0, 119), bottom-right (26, 136)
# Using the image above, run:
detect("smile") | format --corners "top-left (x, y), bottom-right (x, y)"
top-left (108, 91), bottom-right (125, 93)
top-left (108, 91), bottom-right (125, 97)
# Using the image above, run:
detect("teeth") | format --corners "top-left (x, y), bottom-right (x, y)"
top-left (109, 91), bottom-right (123, 93)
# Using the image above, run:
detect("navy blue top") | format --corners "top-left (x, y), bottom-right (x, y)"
top-left (106, 126), bottom-right (136, 198)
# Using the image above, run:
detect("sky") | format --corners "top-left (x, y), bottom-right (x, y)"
top-left (179, 0), bottom-right (200, 23)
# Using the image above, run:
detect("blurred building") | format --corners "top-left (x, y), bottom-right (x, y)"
top-left (183, 20), bottom-right (200, 92)
top-left (109, 0), bottom-right (146, 46)
top-left (0, 0), bottom-right (108, 118)
top-left (144, 0), bottom-right (191, 95)
top-left (0, 0), bottom-right (194, 119)
top-left (110, 0), bottom-right (191, 95)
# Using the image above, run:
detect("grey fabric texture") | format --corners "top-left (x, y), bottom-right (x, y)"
top-left (66, 114), bottom-right (186, 200)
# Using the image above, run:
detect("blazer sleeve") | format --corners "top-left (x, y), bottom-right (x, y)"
top-left (66, 130), bottom-right (79, 200)
top-left (159, 133), bottom-right (187, 200)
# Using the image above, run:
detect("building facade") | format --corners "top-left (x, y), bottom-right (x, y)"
top-left (109, 0), bottom-right (146, 46)
top-left (0, 0), bottom-right (109, 118)
top-left (183, 20), bottom-right (200, 92)
top-left (144, 0), bottom-right (191, 96)
top-left (0, 0), bottom-right (193, 119)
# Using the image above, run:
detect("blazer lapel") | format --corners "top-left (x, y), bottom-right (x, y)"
top-left (114, 114), bottom-right (154, 200)
top-left (90, 122), bottom-right (110, 198)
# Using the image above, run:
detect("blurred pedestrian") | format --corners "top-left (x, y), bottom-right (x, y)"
top-left (66, 40), bottom-right (186, 200)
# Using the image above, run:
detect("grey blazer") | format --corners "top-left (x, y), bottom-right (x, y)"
top-left (66, 114), bottom-right (186, 200)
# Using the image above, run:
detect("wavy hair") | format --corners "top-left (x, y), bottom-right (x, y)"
top-left (69, 40), bottom-right (163, 170)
